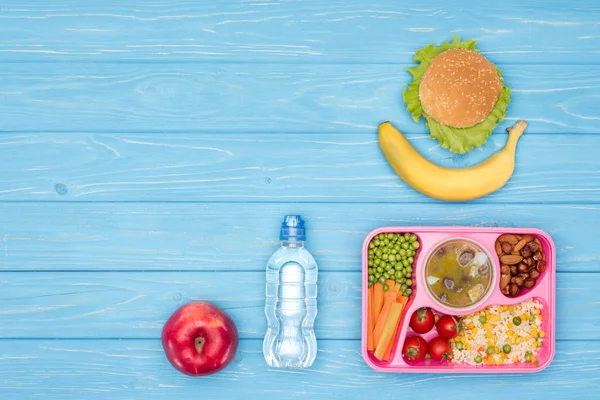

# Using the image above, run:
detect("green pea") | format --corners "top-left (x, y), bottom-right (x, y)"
top-left (398, 277), bottom-right (406, 284)
top-left (404, 233), bottom-right (411, 240)
top-left (368, 282), bottom-right (373, 288)
top-left (407, 249), bottom-right (415, 257)
top-left (455, 342), bottom-right (464, 350)
top-left (405, 271), bottom-right (411, 278)
top-left (399, 249), bottom-right (407, 257)
top-left (402, 259), bottom-right (410, 267)
top-left (406, 266), bottom-right (413, 273)
top-left (401, 284), bottom-right (408, 291)
top-left (387, 233), bottom-right (394, 240)
top-left (376, 267), bottom-right (383, 273)
top-left (399, 236), bottom-right (406, 243)
top-left (382, 254), bottom-right (389, 261)
top-left (383, 284), bottom-right (389, 291)
top-left (395, 271), bottom-right (403, 279)
top-left (391, 249), bottom-right (397, 255)
top-left (406, 279), bottom-right (413, 286)
top-left (388, 255), bottom-right (396, 262)
top-left (503, 344), bottom-right (511, 354)
top-left (412, 241), bottom-right (420, 249)
top-left (407, 257), bottom-right (414, 264)
top-left (373, 240), bottom-right (379, 247)
top-left (475, 355), bottom-right (482, 363)
top-left (405, 288), bottom-right (412, 296)
top-left (384, 239), bottom-right (390, 245)
top-left (379, 277), bottom-right (386, 284)
top-left (382, 248), bottom-right (389, 254)
top-left (410, 234), bottom-right (417, 242)
top-left (375, 249), bottom-right (382, 257)
top-left (368, 275), bottom-right (375, 282)
top-left (479, 315), bottom-right (486, 324)
top-left (374, 273), bottom-right (381, 279)
top-left (368, 260), bottom-right (373, 267)
top-left (525, 352), bottom-right (531, 362)
top-left (513, 317), bottom-right (522, 326)
top-left (394, 245), bottom-right (401, 252)
top-left (368, 249), bottom-right (374, 255)
top-left (530, 315), bottom-right (536, 323)
top-left (369, 242), bottom-right (375, 249)
top-left (486, 346), bottom-right (494, 355)
top-left (401, 242), bottom-right (409, 250)
top-left (395, 279), bottom-right (402, 285)
top-left (368, 268), bottom-right (374, 274)
top-left (383, 273), bottom-right (390, 280)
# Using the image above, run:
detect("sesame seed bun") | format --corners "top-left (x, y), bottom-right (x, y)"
top-left (418, 49), bottom-right (503, 129)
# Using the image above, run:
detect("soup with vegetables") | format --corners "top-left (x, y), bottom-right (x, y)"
top-left (425, 239), bottom-right (493, 309)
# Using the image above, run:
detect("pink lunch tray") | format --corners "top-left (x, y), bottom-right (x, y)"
top-left (361, 227), bottom-right (556, 373)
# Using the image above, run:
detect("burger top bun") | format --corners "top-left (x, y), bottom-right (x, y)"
top-left (418, 49), bottom-right (502, 129)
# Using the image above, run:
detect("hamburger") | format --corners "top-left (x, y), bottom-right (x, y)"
top-left (404, 37), bottom-right (511, 154)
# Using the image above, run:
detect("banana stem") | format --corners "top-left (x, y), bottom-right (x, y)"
top-left (505, 120), bottom-right (528, 151)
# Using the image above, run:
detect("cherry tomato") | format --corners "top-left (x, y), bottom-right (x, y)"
top-left (409, 307), bottom-right (435, 334)
top-left (436, 315), bottom-right (462, 339)
top-left (428, 336), bottom-right (451, 361)
top-left (402, 336), bottom-right (428, 362)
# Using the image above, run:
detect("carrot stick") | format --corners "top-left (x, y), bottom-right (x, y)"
top-left (385, 279), bottom-right (396, 292)
top-left (373, 289), bottom-right (398, 346)
top-left (374, 302), bottom-right (404, 360)
top-left (382, 314), bottom-right (400, 361)
top-left (372, 283), bottom-right (384, 322)
top-left (367, 286), bottom-right (374, 352)
top-left (396, 294), bottom-right (409, 308)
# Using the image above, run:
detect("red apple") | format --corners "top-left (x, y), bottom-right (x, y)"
top-left (162, 302), bottom-right (238, 376)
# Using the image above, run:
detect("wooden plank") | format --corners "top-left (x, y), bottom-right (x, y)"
top-left (0, 64), bottom-right (599, 134)
top-left (0, 132), bottom-right (598, 202)
top-left (1, 203), bottom-right (598, 272)
top-left (0, 339), bottom-right (598, 399)
top-left (0, 271), bottom-right (596, 340)
top-left (0, 1), bottom-right (599, 64)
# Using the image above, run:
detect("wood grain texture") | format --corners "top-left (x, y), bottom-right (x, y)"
top-left (0, 271), bottom-right (597, 340)
top-left (0, 132), bottom-right (598, 202)
top-left (1, 64), bottom-right (599, 133)
top-left (0, 0), bottom-right (599, 64)
top-left (0, 339), bottom-right (598, 399)
top-left (1, 203), bottom-right (598, 272)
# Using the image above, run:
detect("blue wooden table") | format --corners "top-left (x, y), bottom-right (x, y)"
top-left (1, 1), bottom-right (600, 398)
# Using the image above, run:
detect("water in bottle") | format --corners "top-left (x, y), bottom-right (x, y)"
top-left (263, 215), bottom-right (318, 368)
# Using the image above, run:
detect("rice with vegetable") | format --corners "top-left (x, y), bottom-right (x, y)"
top-left (451, 299), bottom-right (544, 365)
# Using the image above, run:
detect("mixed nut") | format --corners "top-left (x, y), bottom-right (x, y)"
top-left (495, 234), bottom-right (546, 297)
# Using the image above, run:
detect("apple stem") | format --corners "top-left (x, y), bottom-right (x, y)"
top-left (195, 337), bottom-right (205, 354)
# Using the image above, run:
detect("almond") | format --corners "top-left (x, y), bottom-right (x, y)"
top-left (495, 241), bottom-right (503, 256)
top-left (498, 234), bottom-right (519, 245)
top-left (500, 254), bottom-right (523, 265)
top-left (513, 238), bottom-right (530, 255)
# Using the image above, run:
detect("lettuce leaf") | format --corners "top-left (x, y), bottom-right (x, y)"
top-left (403, 36), bottom-right (511, 154)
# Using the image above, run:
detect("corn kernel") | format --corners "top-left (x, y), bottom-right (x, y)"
top-left (485, 332), bottom-right (493, 339)
top-left (535, 309), bottom-right (540, 315)
top-left (466, 343), bottom-right (471, 350)
top-left (516, 337), bottom-right (522, 344)
top-left (531, 330), bottom-right (539, 338)
top-left (466, 322), bottom-right (475, 329)
top-left (434, 315), bottom-right (440, 323)
top-left (508, 306), bottom-right (514, 311)
top-left (539, 331), bottom-right (545, 338)
top-left (490, 315), bottom-right (500, 322)
top-left (485, 356), bottom-right (494, 365)
top-left (472, 328), bottom-right (478, 334)
top-left (484, 322), bottom-right (493, 331)
top-left (522, 313), bottom-right (530, 320)
top-left (508, 322), bottom-right (513, 329)
top-left (531, 324), bottom-right (538, 330)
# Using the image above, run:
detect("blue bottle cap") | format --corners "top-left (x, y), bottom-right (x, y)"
top-left (280, 215), bottom-right (306, 241)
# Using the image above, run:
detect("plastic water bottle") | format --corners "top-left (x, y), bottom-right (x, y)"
top-left (263, 215), bottom-right (318, 368)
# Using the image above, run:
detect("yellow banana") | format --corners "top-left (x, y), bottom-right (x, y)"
top-left (378, 120), bottom-right (527, 202)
